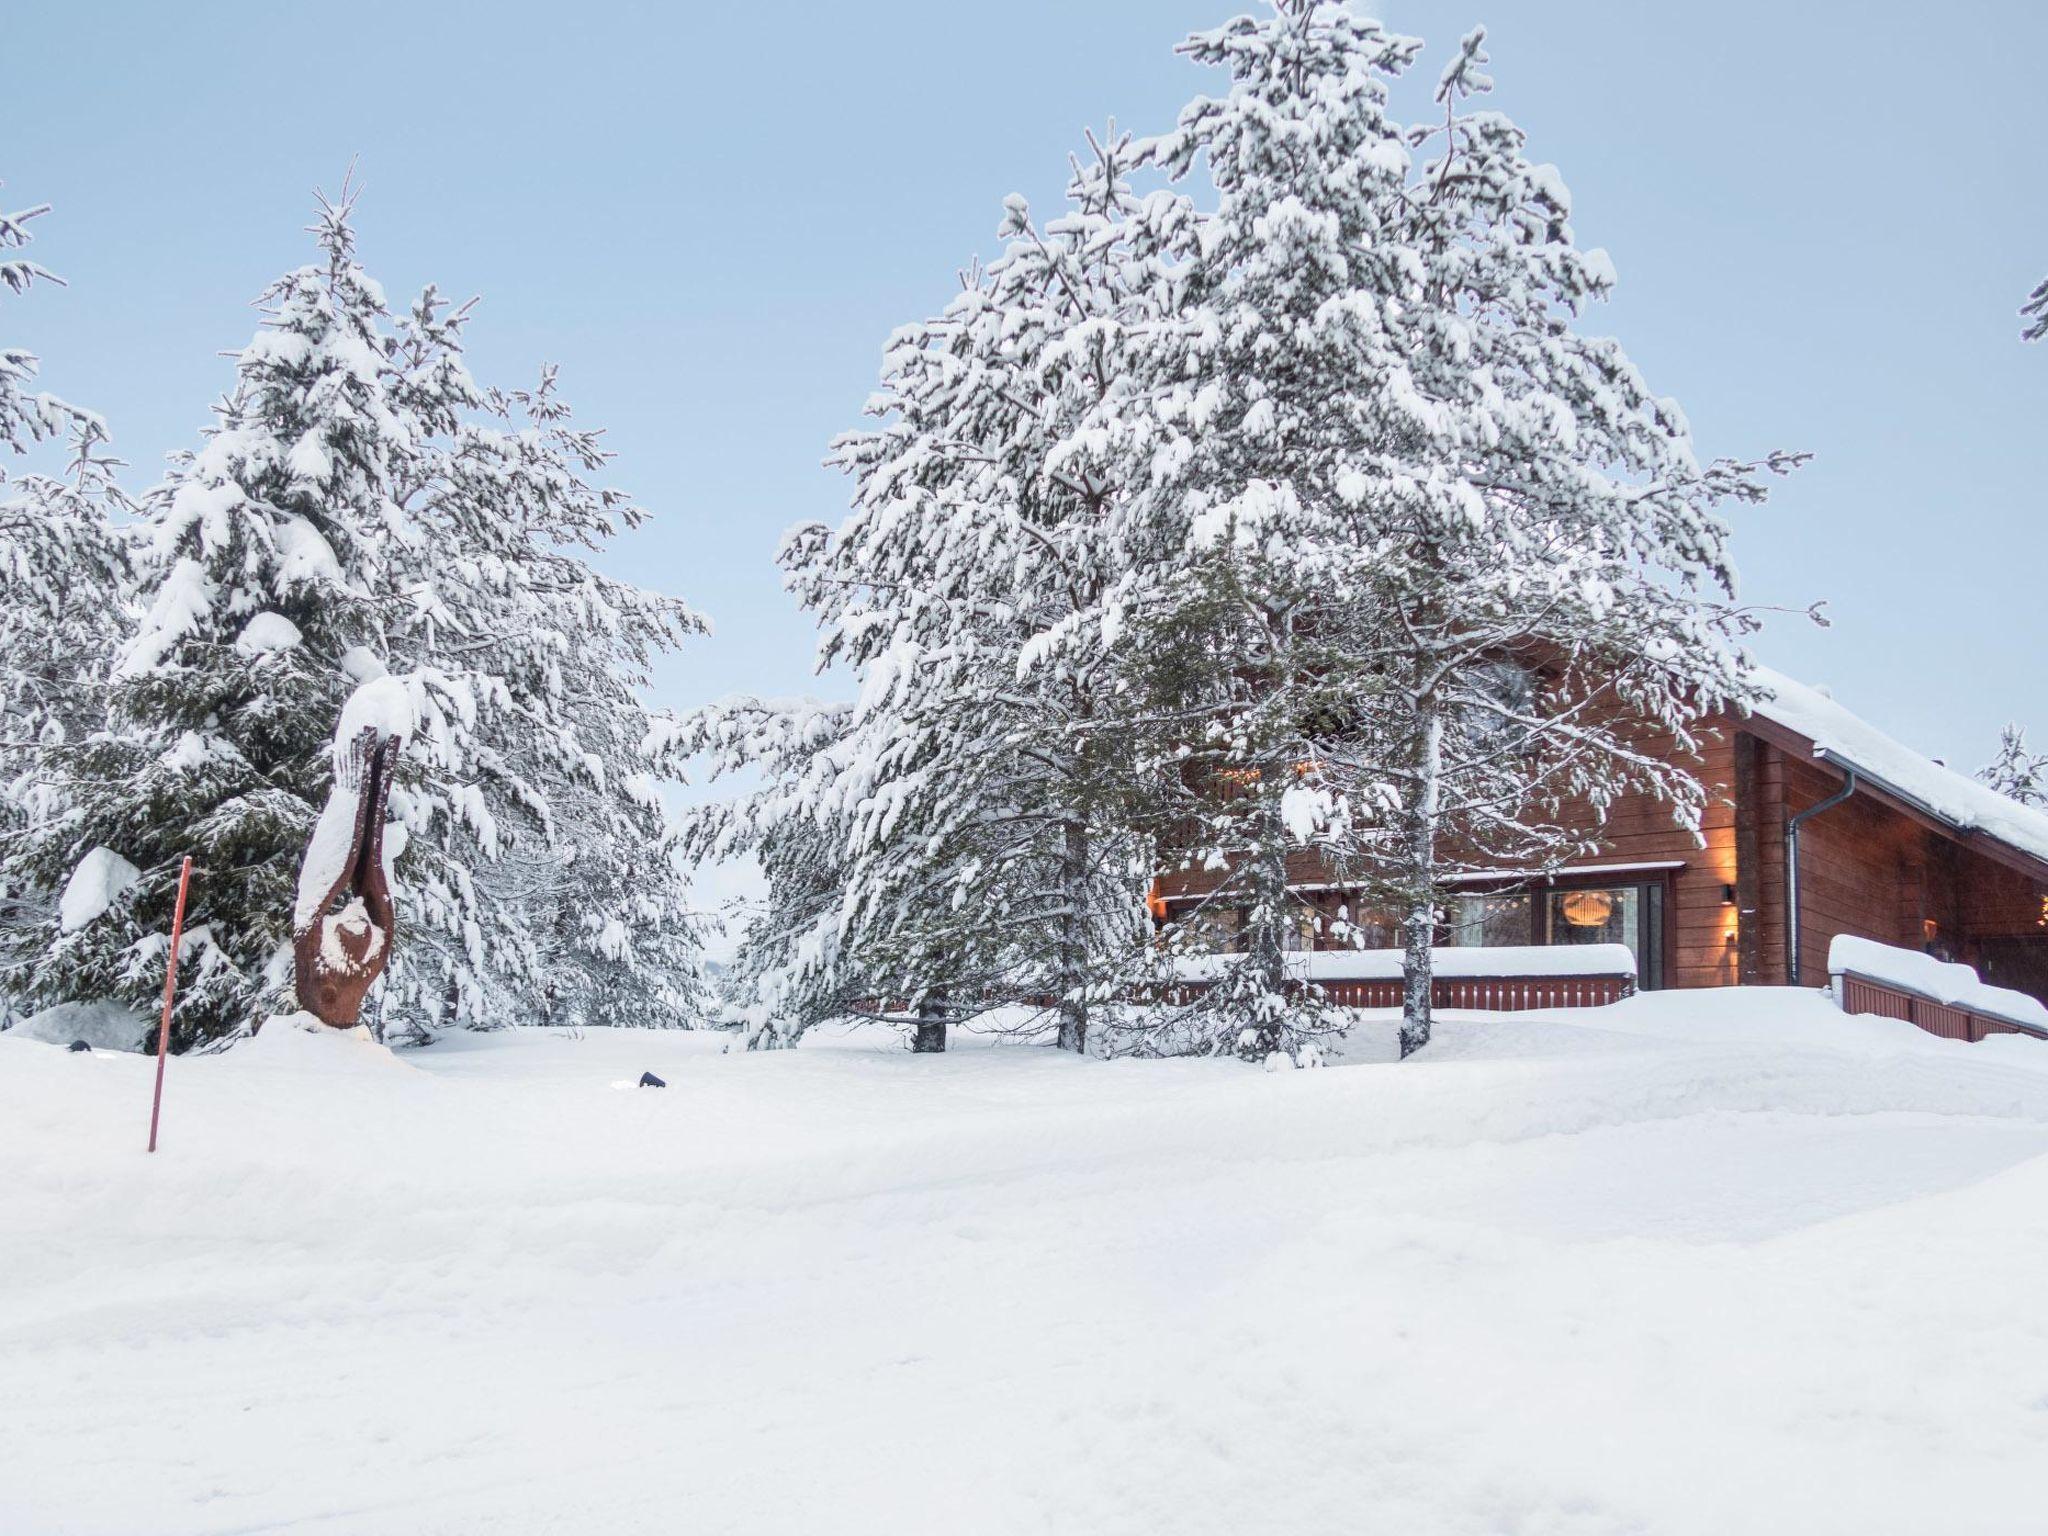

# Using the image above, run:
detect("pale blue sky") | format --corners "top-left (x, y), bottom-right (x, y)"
top-left (11, 0), bottom-right (2046, 771)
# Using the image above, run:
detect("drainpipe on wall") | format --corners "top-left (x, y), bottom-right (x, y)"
top-left (1786, 765), bottom-right (1858, 986)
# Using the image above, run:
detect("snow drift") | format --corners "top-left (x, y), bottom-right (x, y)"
top-left (4, 989), bottom-right (2048, 1534)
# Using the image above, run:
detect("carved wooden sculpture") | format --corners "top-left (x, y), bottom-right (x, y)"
top-left (293, 682), bottom-right (411, 1027)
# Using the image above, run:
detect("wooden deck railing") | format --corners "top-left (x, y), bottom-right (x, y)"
top-left (1833, 971), bottom-right (2048, 1044)
top-left (1157, 973), bottom-right (1634, 1012)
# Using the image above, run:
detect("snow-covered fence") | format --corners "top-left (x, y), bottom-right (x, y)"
top-left (1162, 945), bottom-right (1637, 1012)
top-left (1829, 936), bottom-right (2048, 1044)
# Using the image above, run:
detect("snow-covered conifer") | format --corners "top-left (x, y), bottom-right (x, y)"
top-left (0, 187), bottom-right (135, 990)
top-left (657, 696), bottom-right (863, 1049)
top-left (10, 189), bottom-right (441, 1046)
top-left (395, 357), bottom-right (711, 1032)
top-left (0, 187), bottom-right (132, 812)
top-left (14, 189), bottom-right (707, 1046)
top-left (2023, 277), bottom-right (2047, 343)
top-left (1, 189), bottom-right (96, 455)
top-left (1980, 725), bottom-right (2047, 807)
top-left (682, 133), bottom-right (1167, 1052)
top-left (1128, 9), bottom-right (1802, 1058)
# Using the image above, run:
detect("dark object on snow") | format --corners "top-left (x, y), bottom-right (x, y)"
top-left (68, 1040), bottom-right (91, 1053)
top-left (639, 1071), bottom-right (666, 1088)
top-left (294, 724), bottom-right (405, 1028)
top-left (912, 992), bottom-right (947, 1054)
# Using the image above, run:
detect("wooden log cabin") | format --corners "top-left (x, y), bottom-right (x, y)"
top-left (1151, 668), bottom-right (2048, 1008)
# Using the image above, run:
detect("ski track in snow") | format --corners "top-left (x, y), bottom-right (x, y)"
top-left (4, 990), bottom-right (2048, 1534)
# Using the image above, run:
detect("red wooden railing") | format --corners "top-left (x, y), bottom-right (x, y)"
top-left (1835, 972), bottom-right (2048, 1044)
top-left (1164, 973), bottom-right (1634, 1012)
top-left (864, 971), bottom-right (1635, 1017)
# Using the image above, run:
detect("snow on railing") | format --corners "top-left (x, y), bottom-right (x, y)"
top-left (1828, 935), bottom-right (2048, 1043)
top-left (1162, 945), bottom-right (1636, 1012)
top-left (1167, 944), bottom-right (1635, 984)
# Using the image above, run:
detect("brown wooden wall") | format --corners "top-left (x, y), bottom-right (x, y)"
top-left (1553, 723), bottom-right (1742, 990)
top-left (1775, 749), bottom-right (1931, 985)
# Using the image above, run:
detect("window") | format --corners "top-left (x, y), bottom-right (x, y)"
top-left (1439, 880), bottom-right (1665, 987)
top-left (1543, 884), bottom-right (1663, 988)
top-left (1282, 901), bottom-right (1320, 952)
top-left (1331, 902), bottom-right (1402, 950)
top-left (1179, 904), bottom-right (1242, 953)
top-left (1446, 892), bottom-right (1536, 947)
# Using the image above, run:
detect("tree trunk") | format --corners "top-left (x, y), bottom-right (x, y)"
top-left (1239, 780), bottom-right (1294, 1060)
top-left (912, 991), bottom-right (948, 1054)
top-left (1399, 697), bottom-right (1443, 1060)
top-left (1056, 818), bottom-right (1089, 1054)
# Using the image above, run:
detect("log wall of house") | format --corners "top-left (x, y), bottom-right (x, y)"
top-left (1774, 750), bottom-right (1932, 985)
top-left (1552, 724), bottom-right (1743, 990)
top-left (1742, 733), bottom-right (1791, 984)
top-left (1769, 745), bottom-right (2048, 990)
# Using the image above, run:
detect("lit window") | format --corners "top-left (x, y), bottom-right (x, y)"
top-left (1446, 892), bottom-right (1536, 947)
top-left (1545, 885), bottom-right (1658, 986)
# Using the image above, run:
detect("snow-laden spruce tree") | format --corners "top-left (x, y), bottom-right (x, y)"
top-left (0, 189), bottom-right (135, 1015)
top-left (1980, 725), bottom-right (2047, 807)
top-left (394, 354), bottom-right (711, 1034)
top-left (674, 133), bottom-right (1167, 1053)
top-left (7, 190), bottom-right (473, 1047)
top-left (0, 189), bottom-right (91, 454)
top-left (2024, 278), bottom-right (2047, 343)
top-left (1119, 532), bottom-right (1389, 1061)
top-left (655, 696), bottom-right (868, 1049)
top-left (1127, 9), bottom-right (1800, 1058)
top-left (15, 190), bottom-right (707, 1047)
top-left (0, 190), bottom-right (132, 839)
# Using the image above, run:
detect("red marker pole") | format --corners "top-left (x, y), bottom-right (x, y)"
top-left (146, 855), bottom-right (195, 1154)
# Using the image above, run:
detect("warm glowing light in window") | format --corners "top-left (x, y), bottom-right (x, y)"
top-left (1559, 890), bottom-right (1615, 928)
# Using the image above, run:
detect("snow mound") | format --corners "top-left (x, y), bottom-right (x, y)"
top-left (244, 1010), bottom-right (414, 1072)
top-left (6, 992), bottom-right (2048, 1534)
top-left (333, 674), bottom-right (415, 760)
top-left (232, 609), bottom-right (303, 657)
top-left (57, 846), bottom-right (140, 933)
top-left (5, 998), bottom-right (150, 1051)
top-left (340, 644), bottom-right (388, 684)
top-left (1830, 934), bottom-right (2048, 1032)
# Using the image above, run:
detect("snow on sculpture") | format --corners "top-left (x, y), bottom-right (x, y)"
top-left (292, 677), bottom-right (414, 1027)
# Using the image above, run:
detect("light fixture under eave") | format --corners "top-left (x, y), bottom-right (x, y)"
top-left (1559, 890), bottom-right (1615, 929)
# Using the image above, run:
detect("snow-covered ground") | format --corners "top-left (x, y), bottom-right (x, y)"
top-left (6, 992), bottom-right (2048, 1535)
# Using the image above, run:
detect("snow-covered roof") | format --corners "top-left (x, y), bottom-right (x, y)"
top-left (1748, 666), bottom-right (2048, 874)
